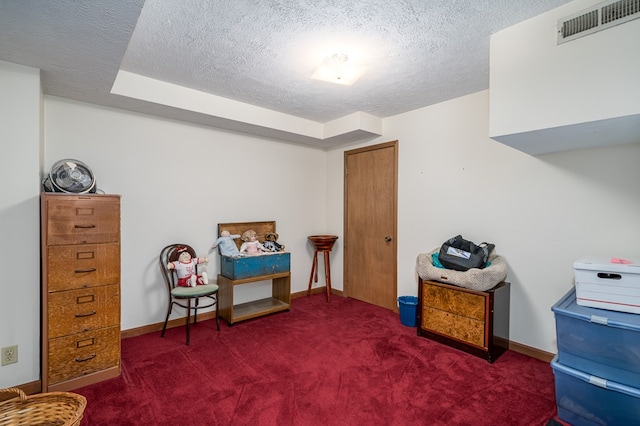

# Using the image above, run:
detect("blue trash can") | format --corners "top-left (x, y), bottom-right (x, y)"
top-left (398, 296), bottom-right (418, 327)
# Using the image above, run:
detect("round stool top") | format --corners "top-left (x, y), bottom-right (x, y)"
top-left (308, 235), bottom-right (338, 251)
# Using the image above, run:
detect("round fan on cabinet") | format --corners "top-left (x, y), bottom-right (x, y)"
top-left (45, 159), bottom-right (96, 194)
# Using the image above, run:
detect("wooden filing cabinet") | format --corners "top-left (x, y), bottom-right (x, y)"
top-left (41, 193), bottom-right (121, 392)
top-left (417, 278), bottom-right (510, 363)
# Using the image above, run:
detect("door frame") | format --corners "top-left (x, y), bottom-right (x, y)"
top-left (343, 140), bottom-right (398, 310)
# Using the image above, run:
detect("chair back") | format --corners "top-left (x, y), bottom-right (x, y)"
top-left (159, 243), bottom-right (198, 291)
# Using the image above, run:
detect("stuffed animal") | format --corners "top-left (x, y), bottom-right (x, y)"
top-left (167, 246), bottom-right (208, 287)
top-left (240, 229), bottom-right (270, 256)
top-left (262, 232), bottom-right (285, 252)
top-left (212, 230), bottom-right (244, 257)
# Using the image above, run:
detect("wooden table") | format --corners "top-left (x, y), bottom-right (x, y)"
top-left (306, 235), bottom-right (338, 301)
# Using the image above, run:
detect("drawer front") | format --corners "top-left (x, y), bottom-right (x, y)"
top-left (48, 285), bottom-right (120, 339)
top-left (422, 283), bottom-right (486, 321)
top-left (48, 243), bottom-right (120, 292)
top-left (48, 326), bottom-right (120, 384)
top-left (422, 307), bottom-right (485, 347)
top-left (46, 197), bottom-right (120, 245)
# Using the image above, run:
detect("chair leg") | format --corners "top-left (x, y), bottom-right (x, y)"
top-left (185, 299), bottom-right (191, 346)
top-left (193, 298), bottom-right (199, 325)
top-left (161, 300), bottom-right (173, 337)
top-left (215, 293), bottom-right (220, 331)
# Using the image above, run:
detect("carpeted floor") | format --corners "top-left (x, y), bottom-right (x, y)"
top-left (76, 294), bottom-right (557, 425)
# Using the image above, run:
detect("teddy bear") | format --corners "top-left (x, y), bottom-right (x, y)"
top-left (262, 232), bottom-right (285, 252)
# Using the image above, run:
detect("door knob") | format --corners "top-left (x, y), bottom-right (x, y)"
top-left (385, 236), bottom-right (392, 242)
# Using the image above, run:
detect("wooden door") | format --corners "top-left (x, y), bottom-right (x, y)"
top-left (344, 141), bottom-right (398, 311)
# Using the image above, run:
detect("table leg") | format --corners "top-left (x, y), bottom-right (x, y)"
top-left (324, 250), bottom-right (331, 302)
top-left (307, 250), bottom-right (318, 297)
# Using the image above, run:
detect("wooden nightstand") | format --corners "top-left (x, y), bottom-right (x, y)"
top-left (417, 278), bottom-right (510, 363)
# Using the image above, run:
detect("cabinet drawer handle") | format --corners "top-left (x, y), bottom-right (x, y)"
top-left (75, 268), bottom-right (97, 273)
top-left (74, 224), bottom-right (96, 229)
top-left (75, 310), bottom-right (97, 318)
top-left (75, 353), bottom-right (96, 363)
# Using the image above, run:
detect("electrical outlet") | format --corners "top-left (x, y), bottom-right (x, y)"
top-left (1, 345), bottom-right (18, 366)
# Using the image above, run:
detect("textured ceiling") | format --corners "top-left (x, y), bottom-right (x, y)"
top-left (0, 0), bottom-right (573, 148)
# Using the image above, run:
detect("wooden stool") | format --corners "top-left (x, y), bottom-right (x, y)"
top-left (307, 235), bottom-right (338, 301)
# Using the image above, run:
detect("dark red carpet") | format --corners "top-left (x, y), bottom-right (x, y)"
top-left (76, 294), bottom-right (557, 425)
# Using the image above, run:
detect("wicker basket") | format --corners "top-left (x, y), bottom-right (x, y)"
top-left (0, 387), bottom-right (86, 426)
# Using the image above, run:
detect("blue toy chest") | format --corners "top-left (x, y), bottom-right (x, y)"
top-left (551, 288), bottom-right (640, 388)
top-left (216, 220), bottom-right (290, 280)
top-left (220, 253), bottom-right (290, 280)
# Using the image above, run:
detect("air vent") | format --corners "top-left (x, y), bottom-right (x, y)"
top-left (602, 0), bottom-right (640, 22)
top-left (560, 9), bottom-right (599, 38)
top-left (558, 0), bottom-right (640, 44)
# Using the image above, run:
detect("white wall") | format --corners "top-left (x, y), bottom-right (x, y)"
top-left (326, 90), bottom-right (640, 353)
top-left (489, 0), bottom-right (640, 154)
top-left (43, 97), bottom-right (328, 331)
top-left (0, 60), bottom-right (42, 388)
top-left (491, 0), bottom-right (640, 135)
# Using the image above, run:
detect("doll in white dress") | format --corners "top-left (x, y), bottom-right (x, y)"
top-left (167, 246), bottom-right (209, 287)
top-left (239, 230), bottom-right (270, 256)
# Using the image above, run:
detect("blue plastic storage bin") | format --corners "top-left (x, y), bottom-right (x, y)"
top-left (551, 355), bottom-right (640, 426)
top-left (552, 288), bottom-right (640, 388)
top-left (398, 296), bottom-right (418, 327)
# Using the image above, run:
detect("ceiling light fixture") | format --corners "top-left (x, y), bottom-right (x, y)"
top-left (311, 53), bottom-right (364, 86)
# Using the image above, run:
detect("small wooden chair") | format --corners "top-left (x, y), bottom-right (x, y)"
top-left (159, 244), bottom-right (220, 345)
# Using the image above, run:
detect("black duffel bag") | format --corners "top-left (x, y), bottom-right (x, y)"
top-left (438, 235), bottom-right (495, 272)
